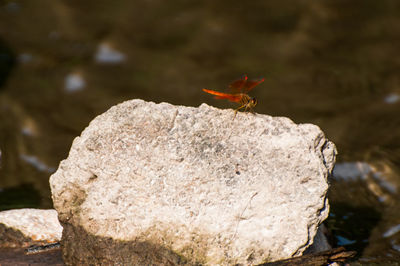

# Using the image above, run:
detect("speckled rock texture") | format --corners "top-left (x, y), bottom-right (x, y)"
top-left (0, 209), bottom-right (62, 248)
top-left (50, 99), bottom-right (336, 265)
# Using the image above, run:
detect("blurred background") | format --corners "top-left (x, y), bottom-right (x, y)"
top-left (0, 0), bottom-right (399, 263)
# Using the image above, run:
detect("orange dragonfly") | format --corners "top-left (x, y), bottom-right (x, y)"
top-left (203, 74), bottom-right (264, 118)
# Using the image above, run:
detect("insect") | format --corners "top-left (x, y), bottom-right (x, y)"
top-left (203, 74), bottom-right (264, 118)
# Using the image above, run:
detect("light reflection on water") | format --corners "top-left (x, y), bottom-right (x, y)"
top-left (383, 224), bottom-right (400, 239)
top-left (336, 235), bottom-right (357, 246)
top-left (19, 154), bottom-right (56, 174)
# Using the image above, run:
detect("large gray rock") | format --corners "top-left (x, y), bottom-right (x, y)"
top-left (50, 99), bottom-right (336, 265)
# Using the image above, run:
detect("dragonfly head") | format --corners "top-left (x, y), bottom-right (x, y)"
top-left (250, 97), bottom-right (257, 107)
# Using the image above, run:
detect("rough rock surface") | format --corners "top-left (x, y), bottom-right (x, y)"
top-left (0, 209), bottom-right (62, 248)
top-left (50, 99), bottom-right (336, 265)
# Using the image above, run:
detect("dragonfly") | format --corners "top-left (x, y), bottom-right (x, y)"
top-left (202, 74), bottom-right (264, 118)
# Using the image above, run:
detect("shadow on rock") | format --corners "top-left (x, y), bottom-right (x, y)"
top-left (61, 223), bottom-right (189, 265)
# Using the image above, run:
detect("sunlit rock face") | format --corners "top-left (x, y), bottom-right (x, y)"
top-left (50, 99), bottom-right (336, 265)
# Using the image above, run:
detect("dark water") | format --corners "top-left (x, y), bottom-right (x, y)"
top-left (1, 0), bottom-right (400, 263)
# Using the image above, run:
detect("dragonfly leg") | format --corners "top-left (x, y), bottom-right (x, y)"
top-left (247, 106), bottom-right (256, 114)
top-left (233, 104), bottom-right (246, 119)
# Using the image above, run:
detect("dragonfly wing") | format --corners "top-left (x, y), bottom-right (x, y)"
top-left (202, 89), bottom-right (242, 103)
top-left (229, 74), bottom-right (248, 92)
top-left (242, 78), bottom-right (265, 92)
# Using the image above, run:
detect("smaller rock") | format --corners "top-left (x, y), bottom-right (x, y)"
top-left (0, 209), bottom-right (62, 248)
top-left (305, 224), bottom-right (331, 254)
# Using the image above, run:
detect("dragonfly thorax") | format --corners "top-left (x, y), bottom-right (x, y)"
top-left (239, 94), bottom-right (257, 107)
